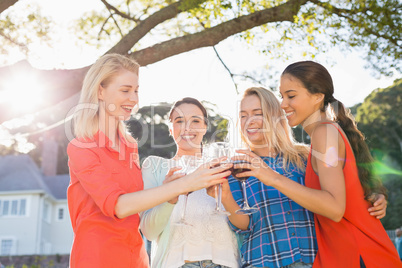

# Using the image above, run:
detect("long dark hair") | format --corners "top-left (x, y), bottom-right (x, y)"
top-left (282, 61), bottom-right (387, 200)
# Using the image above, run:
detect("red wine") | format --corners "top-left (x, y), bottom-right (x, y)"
top-left (230, 160), bottom-right (250, 181)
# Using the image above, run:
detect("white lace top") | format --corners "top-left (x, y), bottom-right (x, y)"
top-left (140, 156), bottom-right (240, 268)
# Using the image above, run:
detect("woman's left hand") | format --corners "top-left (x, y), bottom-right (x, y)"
top-left (206, 180), bottom-right (232, 201)
top-left (231, 149), bottom-right (278, 185)
top-left (367, 193), bottom-right (387, 219)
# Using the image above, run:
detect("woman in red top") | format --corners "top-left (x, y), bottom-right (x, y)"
top-left (232, 61), bottom-right (401, 268)
top-left (67, 54), bottom-right (231, 268)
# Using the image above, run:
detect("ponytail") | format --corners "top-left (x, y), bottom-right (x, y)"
top-left (282, 61), bottom-right (387, 201)
top-left (329, 98), bottom-right (387, 200)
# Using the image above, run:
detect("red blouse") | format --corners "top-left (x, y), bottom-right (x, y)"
top-left (305, 123), bottom-right (401, 268)
top-left (67, 130), bottom-right (149, 268)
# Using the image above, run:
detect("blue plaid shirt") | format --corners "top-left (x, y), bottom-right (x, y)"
top-left (228, 155), bottom-right (317, 268)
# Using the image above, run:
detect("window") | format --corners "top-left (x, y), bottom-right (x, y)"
top-left (11, 200), bottom-right (18, 215)
top-left (0, 198), bottom-right (27, 217)
top-left (0, 239), bottom-right (13, 256)
top-left (55, 205), bottom-right (67, 221)
top-left (58, 208), bottom-right (64, 220)
top-left (19, 199), bottom-right (26, 215)
top-left (43, 202), bottom-right (51, 223)
top-left (2, 201), bottom-right (9, 216)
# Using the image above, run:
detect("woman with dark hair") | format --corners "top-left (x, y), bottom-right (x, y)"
top-left (233, 61), bottom-right (400, 267)
top-left (140, 97), bottom-right (241, 268)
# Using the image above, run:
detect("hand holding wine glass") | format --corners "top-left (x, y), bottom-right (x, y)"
top-left (231, 149), bottom-right (280, 186)
top-left (206, 180), bottom-right (232, 203)
top-left (230, 149), bottom-right (259, 215)
top-left (182, 156), bottom-right (232, 191)
top-left (174, 155), bottom-right (231, 225)
top-left (206, 142), bottom-right (232, 215)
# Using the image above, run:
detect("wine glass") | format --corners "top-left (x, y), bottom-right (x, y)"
top-left (207, 142), bottom-right (231, 216)
top-left (173, 155), bottom-right (202, 226)
top-left (231, 149), bottom-right (258, 215)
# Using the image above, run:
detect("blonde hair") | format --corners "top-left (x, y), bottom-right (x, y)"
top-left (240, 87), bottom-right (308, 171)
top-left (73, 54), bottom-right (140, 139)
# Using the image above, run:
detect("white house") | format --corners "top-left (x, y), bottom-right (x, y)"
top-left (0, 154), bottom-right (73, 256)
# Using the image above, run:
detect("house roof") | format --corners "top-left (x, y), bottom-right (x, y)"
top-left (0, 155), bottom-right (69, 200)
top-left (42, 175), bottom-right (70, 199)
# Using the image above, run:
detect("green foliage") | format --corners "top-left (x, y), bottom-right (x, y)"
top-left (356, 78), bottom-right (402, 166)
top-left (354, 78), bottom-right (402, 229)
top-left (127, 103), bottom-right (176, 161)
top-left (0, 3), bottom-right (53, 65)
top-left (292, 124), bottom-right (310, 145)
top-left (381, 175), bottom-right (402, 229)
top-left (311, 0), bottom-right (402, 75)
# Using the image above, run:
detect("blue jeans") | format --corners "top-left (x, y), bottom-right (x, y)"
top-left (180, 260), bottom-right (231, 268)
top-left (244, 262), bottom-right (312, 268)
top-left (284, 262), bottom-right (312, 268)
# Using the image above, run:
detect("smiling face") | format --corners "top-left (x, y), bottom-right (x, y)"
top-left (98, 69), bottom-right (139, 122)
top-left (170, 103), bottom-right (207, 154)
top-left (240, 94), bottom-right (266, 146)
top-left (279, 74), bottom-right (323, 128)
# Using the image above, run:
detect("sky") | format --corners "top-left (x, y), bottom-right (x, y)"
top-left (3, 0), bottom-right (400, 127)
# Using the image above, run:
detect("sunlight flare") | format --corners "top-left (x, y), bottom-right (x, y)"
top-left (0, 73), bottom-right (45, 113)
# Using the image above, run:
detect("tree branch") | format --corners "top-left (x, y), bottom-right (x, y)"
top-left (106, 0), bottom-right (209, 54)
top-left (212, 46), bottom-right (239, 94)
top-left (233, 73), bottom-right (266, 86)
top-left (111, 14), bottom-right (124, 38)
top-left (100, 0), bottom-right (138, 22)
top-left (129, 0), bottom-right (306, 65)
top-left (0, 0), bottom-right (18, 14)
top-left (98, 15), bottom-right (112, 40)
top-left (0, 29), bottom-right (27, 52)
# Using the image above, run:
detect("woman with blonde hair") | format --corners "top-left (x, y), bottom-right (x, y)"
top-left (215, 87), bottom-right (387, 268)
top-left (66, 54), bottom-right (231, 268)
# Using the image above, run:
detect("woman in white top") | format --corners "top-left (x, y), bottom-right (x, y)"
top-left (140, 97), bottom-right (241, 268)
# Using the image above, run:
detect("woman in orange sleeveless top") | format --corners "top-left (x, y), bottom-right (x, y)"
top-left (231, 60), bottom-right (401, 267)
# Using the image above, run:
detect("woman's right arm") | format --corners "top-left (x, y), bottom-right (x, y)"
top-left (140, 157), bottom-right (181, 241)
top-left (222, 181), bottom-right (250, 230)
top-left (68, 144), bottom-right (231, 220)
top-left (114, 158), bottom-right (232, 219)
